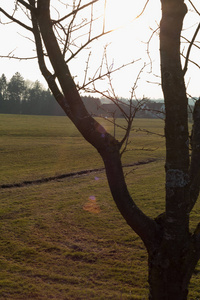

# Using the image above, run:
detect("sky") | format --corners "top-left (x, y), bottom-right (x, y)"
top-left (0, 0), bottom-right (199, 100)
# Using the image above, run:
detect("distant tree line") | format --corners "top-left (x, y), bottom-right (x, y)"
top-left (0, 72), bottom-right (63, 115)
top-left (0, 72), bottom-right (170, 119)
top-left (0, 72), bottom-right (102, 116)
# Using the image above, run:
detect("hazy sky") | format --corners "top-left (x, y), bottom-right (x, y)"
top-left (0, 0), bottom-right (199, 99)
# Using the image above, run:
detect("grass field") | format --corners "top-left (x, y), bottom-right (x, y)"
top-left (0, 114), bottom-right (200, 299)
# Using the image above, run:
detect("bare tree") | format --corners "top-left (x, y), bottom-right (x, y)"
top-left (1, 0), bottom-right (200, 298)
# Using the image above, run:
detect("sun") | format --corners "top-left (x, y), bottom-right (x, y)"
top-left (100, 0), bottom-right (160, 59)
top-left (102, 0), bottom-right (161, 55)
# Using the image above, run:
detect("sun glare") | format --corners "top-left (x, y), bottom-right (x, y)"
top-left (105, 1), bottom-right (139, 31)
top-left (104, 0), bottom-right (158, 32)
top-left (88, 0), bottom-right (162, 98)
top-left (102, 0), bottom-right (161, 57)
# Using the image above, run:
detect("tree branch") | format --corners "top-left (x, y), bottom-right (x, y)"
top-left (181, 53), bottom-right (200, 70)
top-left (135, 0), bottom-right (150, 20)
top-left (0, 7), bottom-right (33, 31)
top-left (183, 22), bottom-right (200, 75)
top-left (28, 0), bottom-right (67, 114)
top-left (0, 54), bottom-right (37, 60)
top-left (187, 0), bottom-right (200, 16)
top-left (66, 29), bottom-right (113, 63)
top-left (17, 0), bottom-right (36, 12)
top-left (52, 0), bottom-right (100, 24)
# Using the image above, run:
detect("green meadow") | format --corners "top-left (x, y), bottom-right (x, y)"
top-left (0, 114), bottom-right (200, 299)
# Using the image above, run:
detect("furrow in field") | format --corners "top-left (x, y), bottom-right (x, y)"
top-left (0, 158), bottom-right (157, 189)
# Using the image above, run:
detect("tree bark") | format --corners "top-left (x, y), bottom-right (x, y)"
top-left (160, 0), bottom-right (190, 237)
top-left (148, 228), bottom-right (200, 299)
top-left (148, 253), bottom-right (189, 300)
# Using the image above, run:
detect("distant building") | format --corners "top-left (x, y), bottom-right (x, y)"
top-left (96, 100), bottom-right (165, 119)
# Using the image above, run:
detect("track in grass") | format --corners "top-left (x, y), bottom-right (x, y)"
top-left (0, 158), bottom-right (157, 189)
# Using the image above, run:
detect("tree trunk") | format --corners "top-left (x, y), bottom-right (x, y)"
top-left (148, 253), bottom-right (188, 299)
top-left (147, 230), bottom-right (200, 300)
top-left (156, 1), bottom-right (194, 298)
top-left (34, 0), bottom-right (160, 254)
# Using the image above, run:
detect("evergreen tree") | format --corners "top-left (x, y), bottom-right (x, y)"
top-left (7, 72), bottom-right (26, 114)
top-left (28, 80), bottom-right (44, 115)
top-left (0, 74), bottom-right (8, 113)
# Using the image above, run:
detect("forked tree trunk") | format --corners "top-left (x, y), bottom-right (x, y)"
top-left (25, 1), bottom-right (200, 298)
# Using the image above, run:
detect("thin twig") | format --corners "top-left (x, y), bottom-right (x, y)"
top-left (52, 0), bottom-right (100, 24)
